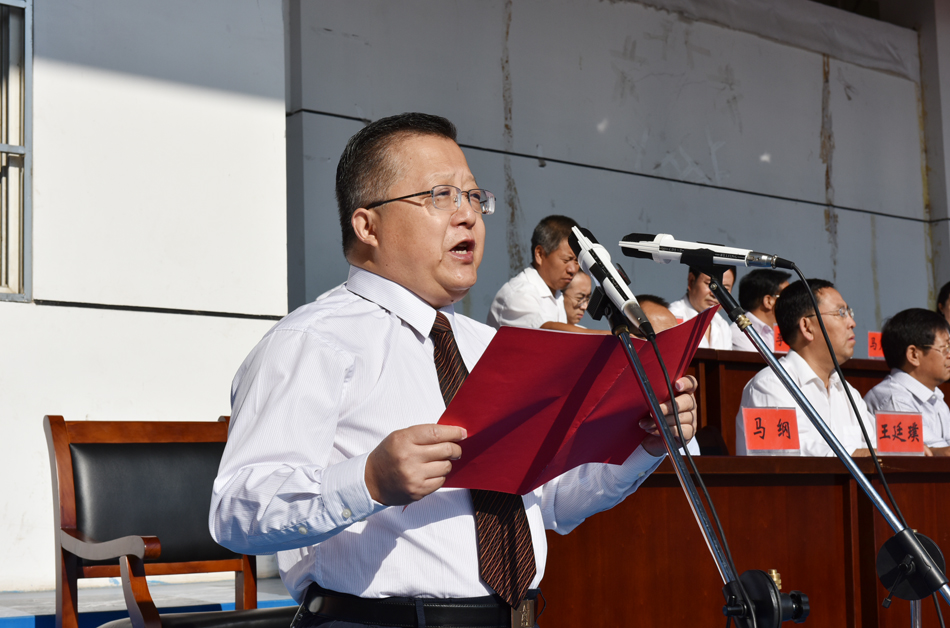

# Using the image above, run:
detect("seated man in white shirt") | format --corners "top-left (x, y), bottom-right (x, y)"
top-left (735, 278), bottom-right (875, 456)
top-left (210, 112), bottom-right (698, 628)
top-left (562, 271), bottom-right (592, 326)
top-left (865, 308), bottom-right (950, 455)
top-left (488, 215), bottom-right (606, 334)
top-left (668, 265), bottom-right (736, 350)
top-left (637, 294), bottom-right (679, 335)
top-left (731, 269), bottom-right (791, 352)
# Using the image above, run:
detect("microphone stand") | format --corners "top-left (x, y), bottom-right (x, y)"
top-left (686, 253), bottom-right (950, 613)
top-left (591, 294), bottom-right (807, 627)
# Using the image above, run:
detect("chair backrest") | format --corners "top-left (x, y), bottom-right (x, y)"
top-left (70, 440), bottom-right (237, 565)
top-left (45, 415), bottom-right (257, 628)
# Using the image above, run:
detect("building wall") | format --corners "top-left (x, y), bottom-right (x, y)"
top-left (0, 0), bottom-right (287, 591)
top-left (287, 0), bottom-right (932, 343)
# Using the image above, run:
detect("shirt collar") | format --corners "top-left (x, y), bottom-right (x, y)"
top-left (746, 311), bottom-right (772, 333)
top-left (890, 368), bottom-right (943, 405)
top-left (525, 266), bottom-right (560, 301)
top-left (345, 265), bottom-right (455, 339)
top-left (784, 350), bottom-right (842, 390)
top-left (679, 294), bottom-right (699, 316)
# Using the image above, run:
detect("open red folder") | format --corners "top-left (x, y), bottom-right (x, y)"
top-left (438, 307), bottom-right (717, 495)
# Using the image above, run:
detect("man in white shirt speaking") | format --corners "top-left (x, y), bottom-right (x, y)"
top-left (865, 308), bottom-right (950, 456)
top-left (668, 265), bottom-right (736, 350)
top-left (735, 278), bottom-right (875, 457)
top-left (209, 112), bottom-right (697, 628)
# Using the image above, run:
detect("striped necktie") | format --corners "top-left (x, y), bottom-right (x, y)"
top-left (430, 312), bottom-right (537, 608)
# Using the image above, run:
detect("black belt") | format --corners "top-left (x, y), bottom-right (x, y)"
top-left (292, 582), bottom-right (539, 628)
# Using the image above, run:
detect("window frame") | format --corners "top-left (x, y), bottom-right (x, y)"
top-left (0, 0), bottom-right (31, 302)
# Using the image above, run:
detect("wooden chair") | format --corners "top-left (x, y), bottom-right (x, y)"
top-left (44, 415), bottom-right (296, 628)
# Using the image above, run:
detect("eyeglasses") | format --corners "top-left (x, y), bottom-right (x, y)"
top-left (365, 185), bottom-right (495, 214)
top-left (570, 294), bottom-right (591, 308)
top-left (922, 343), bottom-right (950, 357)
top-left (805, 306), bottom-right (855, 321)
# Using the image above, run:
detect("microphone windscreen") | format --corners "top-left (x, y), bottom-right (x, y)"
top-left (567, 231), bottom-right (581, 255)
top-left (621, 233), bottom-right (659, 259)
top-left (621, 233), bottom-right (656, 242)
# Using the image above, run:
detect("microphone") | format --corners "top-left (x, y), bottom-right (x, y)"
top-left (568, 226), bottom-right (655, 339)
top-left (619, 233), bottom-right (793, 269)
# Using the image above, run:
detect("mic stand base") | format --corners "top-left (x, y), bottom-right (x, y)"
top-left (723, 570), bottom-right (810, 628)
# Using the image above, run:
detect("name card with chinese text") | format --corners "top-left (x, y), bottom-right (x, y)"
top-left (773, 326), bottom-right (790, 353)
top-left (742, 407), bottom-right (800, 453)
top-left (876, 412), bottom-right (925, 456)
top-left (868, 332), bottom-right (884, 359)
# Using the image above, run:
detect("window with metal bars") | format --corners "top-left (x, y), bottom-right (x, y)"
top-left (0, 0), bottom-right (29, 301)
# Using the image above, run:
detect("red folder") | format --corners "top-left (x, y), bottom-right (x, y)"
top-left (438, 307), bottom-right (717, 494)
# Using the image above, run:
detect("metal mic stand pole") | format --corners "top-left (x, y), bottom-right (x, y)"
top-left (596, 299), bottom-right (807, 627)
top-left (600, 302), bottom-right (736, 585)
top-left (693, 256), bottom-right (950, 609)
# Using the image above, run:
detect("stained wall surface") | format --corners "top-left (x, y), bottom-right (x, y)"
top-left (288, 0), bottom-right (931, 345)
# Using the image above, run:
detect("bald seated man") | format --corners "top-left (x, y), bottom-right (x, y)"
top-left (562, 272), bottom-right (592, 326)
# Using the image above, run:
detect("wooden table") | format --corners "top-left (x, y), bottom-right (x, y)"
top-left (542, 456), bottom-right (950, 628)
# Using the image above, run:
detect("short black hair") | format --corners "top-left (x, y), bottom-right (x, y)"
top-left (638, 294), bottom-right (670, 308)
top-left (774, 278), bottom-right (835, 347)
top-left (938, 281), bottom-right (950, 313)
top-left (738, 269), bottom-right (792, 311)
top-left (531, 215), bottom-right (579, 266)
top-left (881, 308), bottom-right (950, 370)
top-left (335, 113), bottom-right (458, 256)
top-left (687, 265), bottom-right (736, 282)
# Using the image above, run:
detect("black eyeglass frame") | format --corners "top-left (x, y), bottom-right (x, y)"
top-left (364, 185), bottom-right (495, 214)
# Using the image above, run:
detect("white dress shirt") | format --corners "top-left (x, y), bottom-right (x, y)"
top-left (731, 312), bottom-right (775, 352)
top-left (668, 296), bottom-right (732, 350)
top-left (865, 369), bottom-right (950, 448)
top-left (735, 351), bottom-right (876, 456)
top-left (487, 266), bottom-right (566, 329)
top-left (210, 266), bottom-right (662, 602)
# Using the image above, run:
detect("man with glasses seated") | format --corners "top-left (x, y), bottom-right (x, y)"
top-left (735, 279), bottom-right (876, 456)
top-left (487, 215), bottom-right (608, 334)
top-left (211, 113), bottom-right (698, 628)
top-left (562, 271), bottom-right (592, 326)
top-left (865, 308), bottom-right (950, 456)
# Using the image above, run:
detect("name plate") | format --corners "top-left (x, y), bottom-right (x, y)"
top-left (773, 326), bottom-right (790, 353)
top-left (742, 407), bottom-right (800, 453)
top-left (876, 412), bottom-right (925, 455)
top-left (868, 332), bottom-right (884, 359)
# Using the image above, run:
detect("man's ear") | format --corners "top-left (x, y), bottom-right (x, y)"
top-left (687, 272), bottom-right (697, 291)
top-left (798, 315), bottom-right (815, 343)
top-left (762, 294), bottom-right (777, 313)
top-left (906, 345), bottom-right (923, 368)
top-left (533, 244), bottom-right (545, 267)
top-left (352, 207), bottom-right (379, 248)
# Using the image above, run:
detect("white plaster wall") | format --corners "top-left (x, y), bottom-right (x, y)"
top-left (288, 0), bottom-right (930, 352)
top-left (0, 0), bottom-right (287, 591)
top-left (0, 304), bottom-right (277, 590)
top-left (32, 0), bottom-right (287, 315)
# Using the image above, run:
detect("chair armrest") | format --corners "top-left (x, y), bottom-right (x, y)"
top-left (60, 528), bottom-right (161, 562)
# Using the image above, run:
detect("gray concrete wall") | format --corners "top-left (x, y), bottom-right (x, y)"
top-left (287, 0), bottom-right (931, 348)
